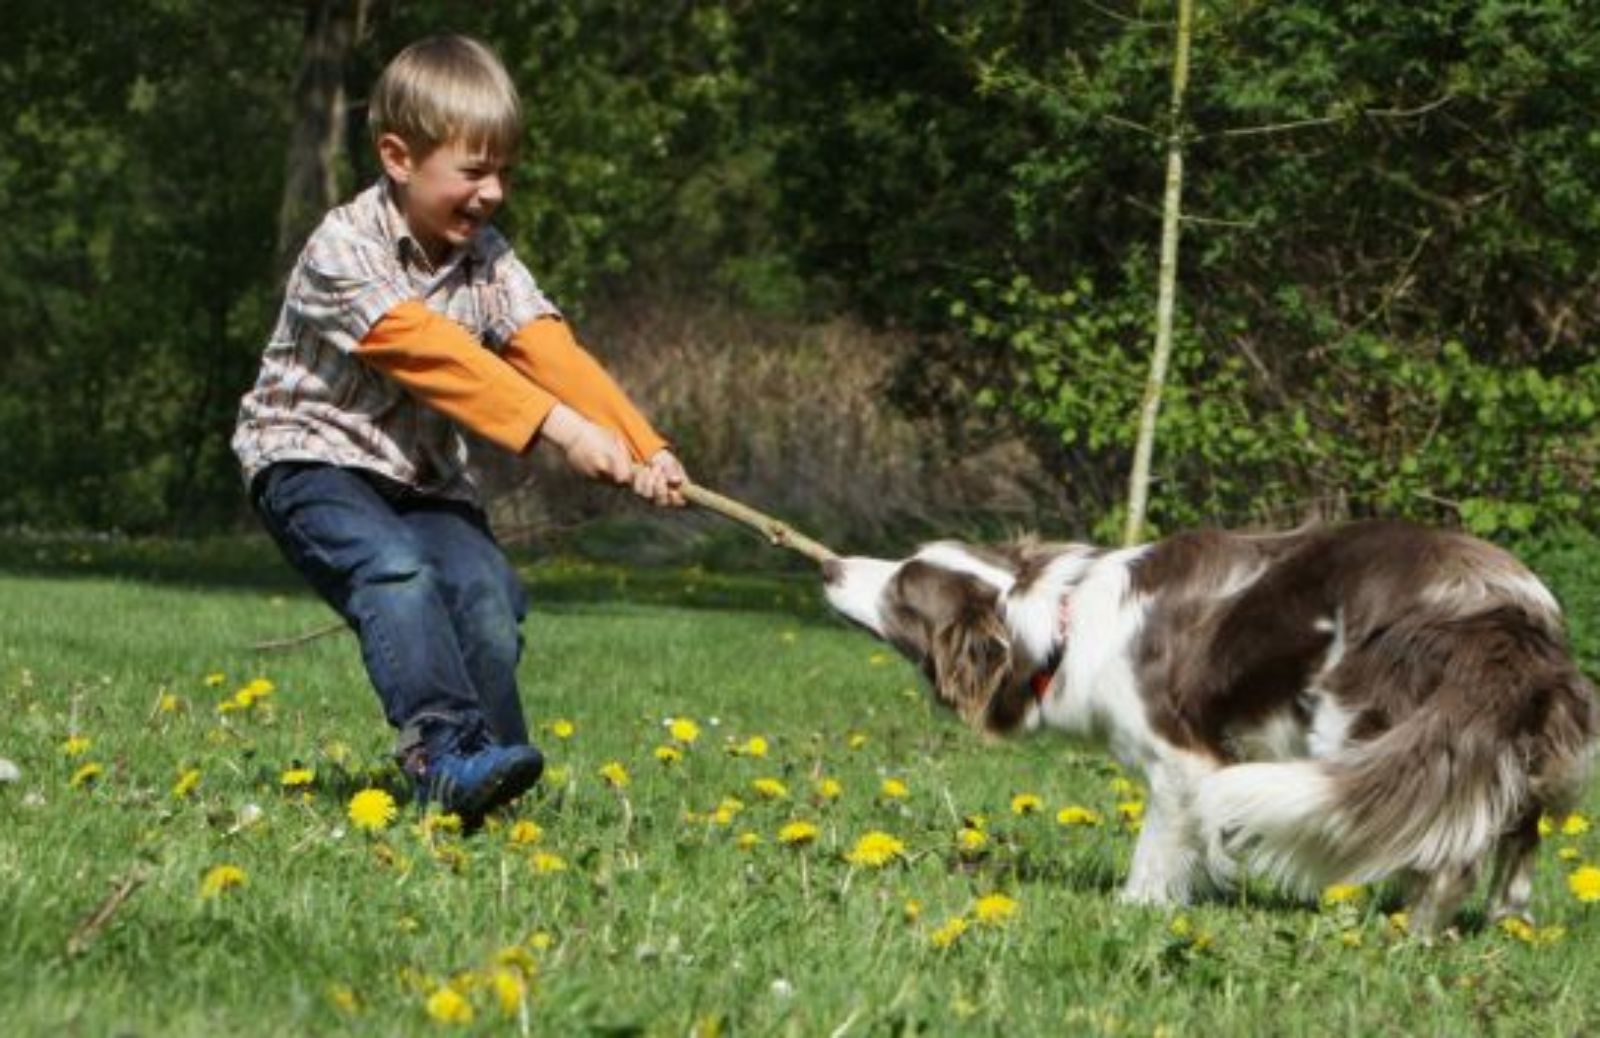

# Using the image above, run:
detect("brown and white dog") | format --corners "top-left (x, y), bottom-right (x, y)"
top-left (822, 519), bottom-right (1597, 932)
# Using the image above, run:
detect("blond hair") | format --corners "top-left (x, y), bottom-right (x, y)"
top-left (368, 35), bottom-right (522, 160)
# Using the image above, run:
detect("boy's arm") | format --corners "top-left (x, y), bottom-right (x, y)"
top-left (500, 317), bottom-right (670, 463)
top-left (357, 301), bottom-right (631, 481)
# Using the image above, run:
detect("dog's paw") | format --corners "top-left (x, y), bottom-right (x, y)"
top-left (1117, 882), bottom-right (1184, 907)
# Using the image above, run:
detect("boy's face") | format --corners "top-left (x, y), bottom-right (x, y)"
top-left (379, 134), bottom-right (511, 266)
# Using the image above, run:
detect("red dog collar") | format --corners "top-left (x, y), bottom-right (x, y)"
top-left (1027, 596), bottom-right (1072, 703)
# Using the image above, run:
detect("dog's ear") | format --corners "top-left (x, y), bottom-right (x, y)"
top-left (930, 607), bottom-right (1015, 731)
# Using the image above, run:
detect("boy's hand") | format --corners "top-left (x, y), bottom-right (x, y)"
top-left (541, 405), bottom-right (631, 484)
top-left (632, 449), bottom-right (688, 507)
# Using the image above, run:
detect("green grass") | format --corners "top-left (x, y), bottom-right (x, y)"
top-left (5, 535), bottom-right (1600, 1036)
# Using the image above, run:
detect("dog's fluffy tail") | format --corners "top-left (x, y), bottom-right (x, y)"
top-left (1198, 617), bottom-right (1596, 894)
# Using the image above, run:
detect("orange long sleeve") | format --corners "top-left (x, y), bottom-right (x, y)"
top-left (356, 300), bottom-right (557, 454)
top-left (502, 317), bottom-right (669, 462)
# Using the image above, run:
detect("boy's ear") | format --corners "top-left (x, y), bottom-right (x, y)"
top-left (377, 133), bottom-right (415, 184)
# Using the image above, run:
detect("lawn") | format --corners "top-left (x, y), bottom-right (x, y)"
top-left (4, 533), bottom-right (1600, 1036)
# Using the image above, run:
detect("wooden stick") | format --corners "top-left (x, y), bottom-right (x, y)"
top-left (672, 478), bottom-right (837, 565)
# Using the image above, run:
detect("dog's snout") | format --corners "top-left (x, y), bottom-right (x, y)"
top-left (821, 555), bottom-right (843, 586)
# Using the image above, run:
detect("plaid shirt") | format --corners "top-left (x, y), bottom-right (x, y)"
top-left (232, 178), bottom-right (558, 504)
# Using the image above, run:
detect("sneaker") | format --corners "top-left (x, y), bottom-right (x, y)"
top-left (412, 742), bottom-right (544, 821)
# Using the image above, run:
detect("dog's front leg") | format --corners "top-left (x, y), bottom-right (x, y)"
top-left (1119, 759), bottom-right (1208, 905)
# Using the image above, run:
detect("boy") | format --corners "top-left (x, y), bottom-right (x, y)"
top-left (232, 35), bottom-right (685, 822)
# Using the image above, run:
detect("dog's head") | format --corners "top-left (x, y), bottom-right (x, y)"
top-left (822, 545), bottom-right (1041, 734)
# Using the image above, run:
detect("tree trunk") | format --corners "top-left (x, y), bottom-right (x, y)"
top-left (276, 0), bottom-right (367, 278)
top-left (1123, 0), bottom-right (1194, 546)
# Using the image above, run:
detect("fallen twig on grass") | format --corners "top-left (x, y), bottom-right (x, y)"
top-left (249, 619), bottom-right (346, 653)
top-left (67, 870), bottom-right (146, 958)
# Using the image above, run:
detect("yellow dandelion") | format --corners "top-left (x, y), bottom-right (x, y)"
top-left (495, 944), bottom-right (538, 975)
top-left (373, 843), bottom-right (411, 872)
top-left (739, 735), bottom-right (769, 758)
top-left (327, 983), bottom-right (360, 1014)
top-left (1387, 911), bottom-right (1410, 934)
top-left (815, 777), bottom-right (843, 801)
top-left (778, 820), bottom-right (820, 846)
top-left (1116, 801), bottom-right (1146, 825)
top-left (243, 677), bottom-right (275, 697)
top-left (199, 863), bottom-right (247, 899)
top-left (348, 788), bottom-right (398, 832)
top-left (1010, 793), bottom-right (1043, 815)
top-left (1109, 776), bottom-right (1140, 797)
top-left (957, 828), bottom-right (989, 853)
top-left (1559, 846), bottom-right (1582, 862)
top-left (1562, 813), bottom-right (1591, 836)
top-left (507, 820), bottom-right (543, 846)
top-left (1339, 930), bottom-right (1363, 948)
top-left (547, 719), bottom-right (575, 740)
top-left (60, 735), bottom-right (91, 757)
top-left (433, 844), bottom-right (468, 871)
top-left (1321, 884), bottom-right (1364, 907)
top-left (972, 893), bottom-right (1019, 926)
top-left (1568, 865), bottom-right (1600, 902)
top-left (1056, 805), bottom-right (1103, 827)
top-left (280, 767), bottom-right (315, 788)
top-left (847, 732), bottom-right (869, 750)
top-left (1170, 916), bottom-right (1193, 939)
top-left (599, 761), bottom-right (630, 789)
top-left (752, 777), bottom-right (789, 800)
top-left (736, 831), bottom-right (762, 850)
top-left (930, 916), bottom-right (968, 949)
top-left (172, 767), bottom-right (201, 798)
top-left (669, 718), bottom-right (701, 744)
top-left (425, 986), bottom-right (474, 1025)
top-left (904, 899), bottom-right (923, 922)
top-left (844, 830), bottom-right (906, 867)
top-left (654, 745), bottom-right (683, 765)
top-left (527, 931), bottom-right (554, 951)
top-left (880, 778), bottom-right (910, 800)
top-left (531, 852), bottom-right (567, 874)
top-left (157, 692), bottom-right (181, 713)
top-left (69, 762), bottom-right (103, 788)
top-left (203, 672), bottom-right (226, 688)
top-left (490, 969), bottom-right (525, 1017)
top-left (420, 812), bottom-right (463, 836)
top-left (1539, 815), bottom-right (1555, 837)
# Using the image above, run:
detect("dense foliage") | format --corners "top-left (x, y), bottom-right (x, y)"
top-left (1, 1), bottom-right (1594, 536)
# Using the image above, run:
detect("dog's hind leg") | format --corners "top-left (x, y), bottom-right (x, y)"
top-left (1406, 861), bottom-right (1480, 937)
top-left (1485, 812), bottom-right (1541, 926)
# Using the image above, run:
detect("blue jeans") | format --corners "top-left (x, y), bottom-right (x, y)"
top-left (252, 462), bottom-right (530, 753)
